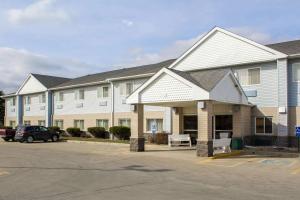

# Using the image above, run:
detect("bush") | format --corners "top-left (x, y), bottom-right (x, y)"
top-left (66, 127), bottom-right (82, 137)
top-left (0, 126), bottom-right (12, 129)
top-left (87, 127), bottom-right (107, 138)
top-left (48, 126), bottom-right (61, 133)
top-left (109, 126), bottom-right (130, 140)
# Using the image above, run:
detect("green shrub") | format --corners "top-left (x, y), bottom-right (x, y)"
top-left (48, 126), bottom-right (61, 133)
top-left (109, 126), bottom-right (130, 140)
top-left (66, 127), bottom-right (81, 137)
top-left (87, 127), bottom-right (107, 138)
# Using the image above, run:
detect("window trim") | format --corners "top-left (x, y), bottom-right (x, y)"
top-left (292, 63), bottom-right (300, 82)
top-left (118, 118), bottom-right (131, 128)
top-left (255, 116), bottom-right (273, 135)
top-left (74, 120), bottom-right (84, 130)
top-left (96, 119), bottom-right (109, 130)
top-left (236, 67), bottom-right (261, 86)
top-left (54, 119), bottom-right (64, 130)
top-left (146, 118), bottom-right (164, 133)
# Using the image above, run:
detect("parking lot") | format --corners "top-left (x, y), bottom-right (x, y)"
top-left (0, 140), bottom-right (300, 200)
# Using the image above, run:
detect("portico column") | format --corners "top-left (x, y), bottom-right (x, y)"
top-left (171, 107), bottom-right (183, 135)
top-left (196, 101), bottom-right (213, 157)
top-left (130, 104), bottom-right (145, 152)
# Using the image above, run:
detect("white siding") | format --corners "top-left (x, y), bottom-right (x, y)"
top-left (210, 75), bottom-right (245, 104)
top-left (53, 85), bottom-right (111, 115)
top-left (140, 73), bottom-right (194, 103)
top-left (288, 59), bottom-right (300, 106)
top-left (233, 62), bottom-right (278, 107)
top-left (23, 93), bottom-right (46, 117)
top-left (173, 31), bottom-right (278, 71)
top-left (19, 76), bottom-right (46, 94)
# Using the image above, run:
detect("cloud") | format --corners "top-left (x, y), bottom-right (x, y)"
top-left (121, 19), bottom-right (134, 27)
top-left (126, 26), bottom-right (275, 66)
top-left (0, 47), bottom-right (100, 93)
top-left (228, 27), bottom-right (272, 44)
top-left (6, 0), bottom-right (70, 25)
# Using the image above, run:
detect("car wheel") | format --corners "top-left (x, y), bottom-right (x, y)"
top-left (26, 136), bottom-right (34, 143)
top-left (43, 139), bottom-right (48, 142)
top-left (51, 135), bottom-right (59, 142)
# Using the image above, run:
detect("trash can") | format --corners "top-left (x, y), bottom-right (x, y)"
top-left (231, 138), bottom-right (243, 150)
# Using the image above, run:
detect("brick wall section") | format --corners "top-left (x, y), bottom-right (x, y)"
top-left (233, 105), bottom-right (251, 138)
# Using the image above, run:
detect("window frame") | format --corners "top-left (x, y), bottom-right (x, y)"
top-left (96, 119), bottom-right (109, 130)
top-left (292, 63), bottom-right (300, 82)
top-left (25, 96), bottom-right (31, 105)
top-left (54, 120), bottom-right (64, 130)
top-left (74, 120), bottom-right (84, 130)
top-left (118, 118), bottom-right (131, 128)
top-left (146, 118), bottom-right (163, 133)
top-left (255, 116), bottom-right (273, 135)
top-left (38, 120), bottom-right (46, 126)
top-left (236, 67), bottom-right (261, 86)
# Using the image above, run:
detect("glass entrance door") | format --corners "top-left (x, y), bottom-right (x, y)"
top-left (183, 115), bottom-right (197, 145)
top-left (214, 115), bottom-right (233, 139)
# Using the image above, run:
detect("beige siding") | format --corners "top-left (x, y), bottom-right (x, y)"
top-left (23, 116), bottom-right (46, 126)
top-left (252, 107), bottom-right (278, 136)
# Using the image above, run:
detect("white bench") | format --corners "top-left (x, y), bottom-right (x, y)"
top-left (213, 138), bottom-right (232, 154)
top-left (168, 134), bottom-right (192, 147)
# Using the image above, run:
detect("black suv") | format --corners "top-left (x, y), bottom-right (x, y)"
top-left (15, 126), bottom-right (60, 143)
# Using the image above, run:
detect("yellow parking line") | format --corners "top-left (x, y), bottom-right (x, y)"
top-left (0, 170), bottom-right (10, 176)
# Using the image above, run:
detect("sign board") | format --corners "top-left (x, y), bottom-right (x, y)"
top-left (296, 126), bottom-right (300, 137)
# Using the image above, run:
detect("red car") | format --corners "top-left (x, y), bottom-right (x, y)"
top-left (0, 127), bottom-right (16, 142)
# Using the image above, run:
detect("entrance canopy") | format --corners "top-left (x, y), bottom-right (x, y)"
top-left (127, 67), bottom-right (248, 106)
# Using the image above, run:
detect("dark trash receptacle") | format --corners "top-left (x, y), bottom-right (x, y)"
top-left (231, 138), bottom-right (243, 150)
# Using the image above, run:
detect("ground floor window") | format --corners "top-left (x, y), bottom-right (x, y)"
top-left (38, 120), bottom-right (46, 126)
top-left (118, 119), bottom-right (131, 128)
top-left (54, 120), bottom-right (64, 130)
top-left (146, 119), bottom-right (163, 133)
top-left (255, 117), bottom-right (272, 134)
top-left (74, 120), bottom-right (84, 130)
top-left (24, 120), bottom-right (31, 125)
top-left (9, 121), bottom-right (16, 128)
top-left (96, 119), bottom-right (109, 130)
top-left (214, 115), bottom-right (233, 139)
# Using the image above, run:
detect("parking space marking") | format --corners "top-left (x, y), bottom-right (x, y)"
top-left (198, 158), bottom-right (250, 168)
top-left (0, 169), bottom-right (10, 176)
top-left (291, 167), bottom-right (300, 175)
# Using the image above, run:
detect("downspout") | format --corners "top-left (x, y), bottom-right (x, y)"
top-left (110, 81), bottom-right (114, 128)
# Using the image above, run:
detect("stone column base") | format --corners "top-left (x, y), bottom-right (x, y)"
top-left (130, 137), bottom-right (145, 152)
top-left (196, 140), bottom-right (213, 157)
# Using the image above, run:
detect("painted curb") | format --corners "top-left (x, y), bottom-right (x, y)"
top-left (212, 150), bottom-right (243, 159)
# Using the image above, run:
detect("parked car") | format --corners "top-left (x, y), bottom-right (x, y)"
top-left (0, 127), bottom-right (16, 142)
top-left (14, 126), bottom-right (60, 143)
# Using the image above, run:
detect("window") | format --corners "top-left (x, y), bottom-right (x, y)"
top-left (96, 119), bottom-right (109, 130)
top-left (120, 82), bottom-right (133, 96)
top-left (118, 119), bottom-right (131, 127)
top-left (38, 120), bottom-right (46, 126)
top-left (74, 120), bottom-right (84, 130)
top-left (75, 89), bottom-right (84, 100)
top-left (10, 98), bottom-right (16, 106)
top-left (24, 120), bottom-right (31, 125)
top-left (9, 121), bottom-right (16, 128)
top-left (25, 96), bottom-right (31, 105)
top-left (57, 92), bottom-right (64, 102)
top-left (255, 117), bottom-right (272, 134)
top-left (146, 119), bottom-right (163, 133)
top-left (97, 86), bottom-right (109, 98)
top-left (39, 94), bottom-right (46, 103)
top-left (292, 63), bottom-right (300, 82)
top-left (54, 120), bottom-right (64, 130)
top-left (236, 68), bottom-right (260, 85)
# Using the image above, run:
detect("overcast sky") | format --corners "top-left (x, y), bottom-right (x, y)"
top-left (1, 0), bottom-right (300, 93)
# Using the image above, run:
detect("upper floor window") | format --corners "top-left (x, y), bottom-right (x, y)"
top-left (75, 89), bottom-right (84, 100)
top-left (292, 63), bottom-right (300, 82)
top-left (39, 94), bottom-right (46, 104)
top-left (25, 96), bottom-right (31, 105)
top-left (97, 86), bottom-right (110, 98)
top-left (236, 68), bottom-right (260, 86)
top-left (10, 97), bottom-right (16, 106)
top-left (120, 82), bottom-right (133, 96)
top-left (57, 92), bottom-right (64, 102)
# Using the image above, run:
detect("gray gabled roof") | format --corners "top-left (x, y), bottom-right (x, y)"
top-left (267, 40), bottom-right (300, 55)
top-left (31, 74), bottom-right (71, 88)
top-left (169, 68), bottom-right (231, 91)
top-left (52, 59), bottom-right (175, 89)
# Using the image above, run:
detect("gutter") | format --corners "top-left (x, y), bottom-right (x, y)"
top-left (288, 54), bottom-right (300, 59)
top-left (0, 93), bottom-right (17, 98)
